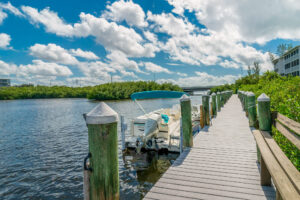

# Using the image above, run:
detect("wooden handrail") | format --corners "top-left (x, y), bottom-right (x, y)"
top-left (275, 121), bottom-right (300, 150)
top-left (260, 131), bottom-right (300, 193)
top-left (277, 113), bottom-right (300, 136)
top-left (253, 130), bottom-right (299, 200)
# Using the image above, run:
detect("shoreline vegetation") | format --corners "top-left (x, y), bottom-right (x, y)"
top-left (211, 71), bottom-right (300, 170)
top-left (0, 81), bottom-right (183, 101)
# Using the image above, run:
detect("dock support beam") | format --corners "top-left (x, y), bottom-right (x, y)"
top-left (211, 93), bottom-right (217, 117)
top-left (84, 102), bottom-right (119, 200)
top-left (202, 95), bottom-right (210, 125)
top-left (247, 92), bottom-right (256, 127)
top-left (180, 95), bottom-right (193, 147)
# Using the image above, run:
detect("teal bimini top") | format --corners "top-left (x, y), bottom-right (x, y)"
top-left (130, 90), bottom-right (188, 100)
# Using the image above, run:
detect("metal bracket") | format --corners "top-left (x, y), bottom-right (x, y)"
top-left (84, 153), bottom-right (93, 172)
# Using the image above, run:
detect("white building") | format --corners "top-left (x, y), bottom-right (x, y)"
top-left (0, 79), bottom-right (11, 87)
top-left (274, 45), bottom-right (300, 76)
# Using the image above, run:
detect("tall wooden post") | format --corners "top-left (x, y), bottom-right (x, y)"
top-left (257, 93), bottom-right (271, 167)
top-left (180, 95), bottom-right (193, 147)
top-left (242, 92), bottom-right (246, 111)
top-left (211, 93), bottom-right (217, 117)
top-left (257, 93), bottom-right (271, 131)
top-left (202, 95), bottom-right (210, 125)
top-left (245, 92), bottom-right (249, 117)
top-left (247, 92), bottom-right (257, 127)
top-left (200, 105), bottom-right (204, 128)
top-left (217, 92), bottom-right (221, 112)
top-left (85, 102), bottom-right (119, 200)
top-left (221, 92), bottom-right (225, 107)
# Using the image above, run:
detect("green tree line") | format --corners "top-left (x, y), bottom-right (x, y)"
top-left (0, 81), bottom-right (183, 100)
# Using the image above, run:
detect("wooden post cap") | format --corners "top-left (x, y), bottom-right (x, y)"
top-left (247, 92), bottom-right (255, 96)
top-left (85, 102), bottom-right (119, 125)
top-left (180, 94), bottom-right (190, 102)
top-left (257, 93), bottom-right (270, 102)
top-left (211, 93), bottom-right (216, 96)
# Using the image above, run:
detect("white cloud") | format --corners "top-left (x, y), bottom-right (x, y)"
top-left (77, 61), bottom-right (115, 79)
top-left (0, 10), bottom-right (7, 24)
top-left (107, 50), bottom-right (141, 72)
top-left (21, 6), bottom-right (158, 58)
top-left (156, 23), bottom-right (272, 71)
top-left (19, 60), bottom-right (73, 77)
top-left (219, 60), bottom-right (241, 69)
top-left (158, 72), bottom-right (239, 87)
top-left (167, 0), bottom-right (300, 44)
top-left (147, 12), bottom-right (197, 36)
top-left (70, 48), bottom-right (99, 60)
top-left (0, 33), bottom-right (11, 49)
top-left (73, 13), bottom-right (157, 57)
top-left (0, 2), bottom-right (24, 16)
top-left (143, 62), bottom-right (172, 74)
top-left (21, 6), bottom-right (74, 36)
top-left (177, 72), bottom-right (187, 77)
top-left (103, 0), bottom-right (147, 27)
top-left (29, 43), bottom-right (79, 65)
top-left (0, 60), bottom-right (17, 75)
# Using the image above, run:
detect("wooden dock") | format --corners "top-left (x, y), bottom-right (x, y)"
top-left (144, 95), bottom-right (276, 200)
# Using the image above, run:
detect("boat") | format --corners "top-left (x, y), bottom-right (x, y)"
top-left (124, 91), bottom-right (201, 153)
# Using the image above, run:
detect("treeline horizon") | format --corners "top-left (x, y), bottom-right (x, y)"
top-left (0, 81), bottom-right (183, 100)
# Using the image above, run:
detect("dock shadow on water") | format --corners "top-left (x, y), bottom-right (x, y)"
top-left (120, 150), bottom-right (178, 199)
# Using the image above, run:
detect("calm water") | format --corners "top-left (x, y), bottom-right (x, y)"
top-left (0, 96), bottom-right (202, 199)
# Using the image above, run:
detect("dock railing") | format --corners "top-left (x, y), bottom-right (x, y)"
top-left (237, 91), bottom-right (300, 200)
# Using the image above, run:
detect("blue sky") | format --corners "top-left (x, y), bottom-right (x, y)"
top-left (0, 0), bottom-right (299, 86)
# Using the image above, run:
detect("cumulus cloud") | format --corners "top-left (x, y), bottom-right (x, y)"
top-left (0, 2), bottom-right (24, 16)
top-left (73, 13), bottom-right (157, 57)
top-left (19, 60), bottom-right (73, 77)
top-left (0, 33), bottom-right (11, 49)
top-left (21, 6), bottom-right (74, 36)
top-left (177, 72), bottom-right (187, 77)
top-left (107, 51), bottom-right (141, 73)
top-left (29, 43), bottom-right (79, 65)
top-left (21, 6), bottom-right (158, 58)
top-left (0, 10), bottom-right (7, 24)
top-left (148, 12), bottom-right (273, 71)
top-left (78, 60), bottom-right (115, 78)
top-left (147, 11), bottom-right (197, 36)
top-left (159, 72), bottom-right (239, 87)
top-left (0, 60), bottom-right (17, 75)
top-left (143, 62), bottom-right (172, 74)
top-left (70, 48), bottom-right (99, 60)
top-left (167, 0), bottom-right (300, 44)
top-left (103, 0), bottom-right (147, 27)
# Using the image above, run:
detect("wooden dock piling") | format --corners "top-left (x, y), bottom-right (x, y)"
top-left (200, 105), bottom-right (204, 128)
top-left (211, 93), bottom-right (217, 117)
top-left (84, 102), bottom-right (119, 200)
top-left (180, 95), bottom-right (193, 147)
top-left (247, 92), bottom-right (257, 127)
top-left (217, 92), bottom-right (221, 111)
top-left (257, 93), bottom-right (271, 131)
top-left (202, 95), bottom-right (210, 125)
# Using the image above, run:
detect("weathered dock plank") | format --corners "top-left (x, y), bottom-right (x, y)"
top-left (144, 95), bottom-right (276, 200)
